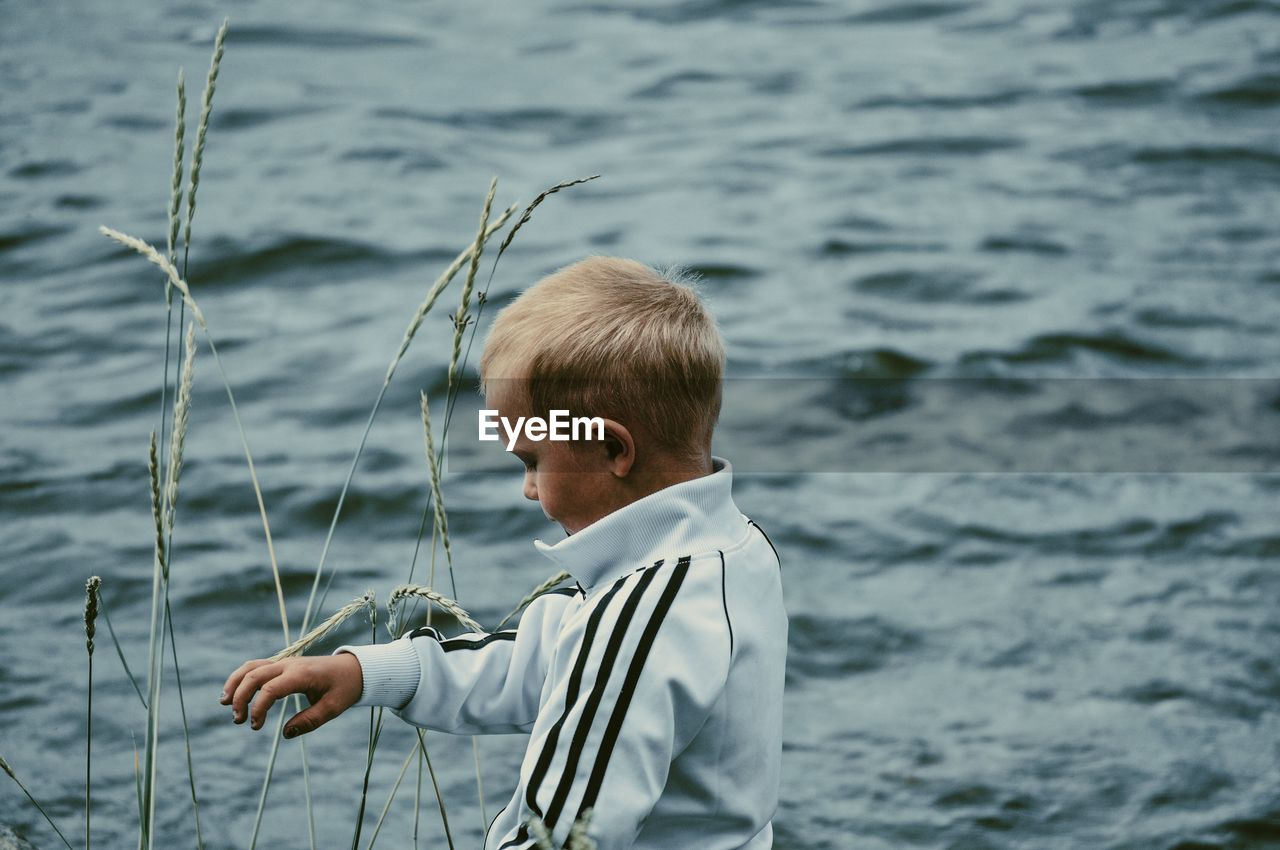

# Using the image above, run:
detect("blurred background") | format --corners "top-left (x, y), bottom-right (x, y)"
top-left (2, 1), bottom-right (1279, 848)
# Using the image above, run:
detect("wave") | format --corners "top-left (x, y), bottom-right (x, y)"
top-left (223, 24), bottom-right (424, 49)
top-left (958, 330), bottom-right (1206, 369)
top-left (819, 135), bottom-right (1023, 158)
top-left (189, 234), bottom-right (406, 288)
top-left (7, 159), bottom-right (81, 179)
top-left (851, 267), bottom-right (1028, 304)
top-left (1195, 72), bottom-right (1280, 107)
top-left (786, 613), bottom-right (924, 681)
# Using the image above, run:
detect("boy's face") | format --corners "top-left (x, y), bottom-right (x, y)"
top-left (486, 386), bottom-right (626, 536)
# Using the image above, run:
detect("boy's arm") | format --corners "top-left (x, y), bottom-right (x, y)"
top-left (496, 557), bottom-right (732, 850)
top-left (339, 587), bottom-right (578, 734)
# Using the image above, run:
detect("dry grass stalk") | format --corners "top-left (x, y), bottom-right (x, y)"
top-left (301, 189), bottom-right (517, 646)
top-left (166, 69), bottom-right (186, 296)
top-left (441, 174), bottom-right (601, 437)
top-left (492, 174), bottom-right (599, 265)
top-left (100, 227), bottom-right (207, 329)
top-left (164, 322), bottom-right (197, 535)
top-left (567, 808), bottom-right (597, 850)
top-left (183, 18), bottom-right (227, 255)
top-left (383, 201), bottom-right (517, 385)
top-left (269, 591), bottom-right (375, 662)
top-left (84, 575), bottom-right (100, 850)
top-left (525, 809), bottom-right (596, 850)
top-left (147, 432), bottom-right (165, 571)
top-left (387, 585), bottom-right (481, 635)
top-left (528, 816), bottom-right (555, 850)
top-left (419, 391), bottom-right (452, 575)
top-left (84, 577), bottom-right (101, 656)
top-left (446, 177), bottom-right (498, 393)
top-left (495, 570), bottom-right (572, 630)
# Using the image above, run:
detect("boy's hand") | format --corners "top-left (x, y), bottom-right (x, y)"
top-left (219, 653), bottom-right (363, 739)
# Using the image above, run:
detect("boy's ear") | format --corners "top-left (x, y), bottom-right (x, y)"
top-left (599, 418), bottom-right (635, 477)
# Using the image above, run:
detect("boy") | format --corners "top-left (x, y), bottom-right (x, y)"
top-left (221, 256), bottom-right (787, 849)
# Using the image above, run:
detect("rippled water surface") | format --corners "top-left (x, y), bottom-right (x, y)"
top-left (2, 1), bottom-right (1279, 848)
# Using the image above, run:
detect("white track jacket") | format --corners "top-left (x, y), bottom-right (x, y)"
top-left (340, 457), bottom-right (786, 849)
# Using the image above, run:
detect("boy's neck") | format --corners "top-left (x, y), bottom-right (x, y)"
top-left (629, 452), bottom-right (714, 499)
top-left (564, 452), bottom-right (715, 536)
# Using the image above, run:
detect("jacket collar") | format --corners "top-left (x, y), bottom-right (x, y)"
top-left (533, 456), bottom-right (742, 590)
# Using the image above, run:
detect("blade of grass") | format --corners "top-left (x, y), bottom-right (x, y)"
top-left (164, 596), bottom-right (205, 849)
top-left (471, 737), bottom-right (487, 830)
top-left (365, 743), bottom-right (416, 849)
top-left (413, 744), bottom-right (422, 850)
top-left (248, 716), bottom-right (287, 850)
top-left (416, 731), bottom-right (454, 850)
top-left (98, 587), bottom-right (145, 707)
top-left (131, 733), bottom-right (143, 837)
top-left (301, 738), bottom-right (317, 850)
top-left (0, 754), bottom-right (75, 850)
top-left (349, 708), bottom-right (382, 850)
top-left (350, 606), bottom-right (382, 850)
top-left (140, 432), bottom-right (167, 849)
top-left (142, 319), bottom-right (196, 849)
top-left (157, 322), bottom-right (206, 849)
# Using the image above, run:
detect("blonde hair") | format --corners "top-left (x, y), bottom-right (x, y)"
top-left (479, 256), bottom-right (725, 459)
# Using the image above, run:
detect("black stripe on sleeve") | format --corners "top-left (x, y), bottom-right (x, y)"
top-left (540, 563), bottom-right (664, 831)
top-left (572, 556), bottom-right (691, 821)
top-left (407, 626), bottom-right (443, 641)
top-left (441, 631), bottom-right (517, 652)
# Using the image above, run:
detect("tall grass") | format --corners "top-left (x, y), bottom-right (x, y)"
top-left (0, 15), bottom-right (609, 850)
top-left (84, 576), bottom-right (101, 850)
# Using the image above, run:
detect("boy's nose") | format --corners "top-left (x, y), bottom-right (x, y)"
top-left (522, 471), bottom-right (538, 502)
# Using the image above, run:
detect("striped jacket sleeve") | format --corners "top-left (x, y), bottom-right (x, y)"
top-left (337, 588), bottom-right (579, 735)
top-left (497, 556), bottom-right (733, 850)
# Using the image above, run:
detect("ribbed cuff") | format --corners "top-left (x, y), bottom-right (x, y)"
top-left (335, 639), bottom-right (420, 710)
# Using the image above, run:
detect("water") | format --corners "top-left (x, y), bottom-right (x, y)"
top-left (2, 1), bottom-right (1279, 847)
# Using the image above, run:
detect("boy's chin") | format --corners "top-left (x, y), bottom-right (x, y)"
top-left (542, 508), bottom-right (571, 535)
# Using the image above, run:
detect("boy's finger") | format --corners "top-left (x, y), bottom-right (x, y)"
top-left (220, 658), bottom-right (271, 705)
top-left (230, 661), bottom-right (282, 723)
top-left (248, 672), bottom-right (300, 731)
top-left (282, 695), bottom-right (343, 739)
